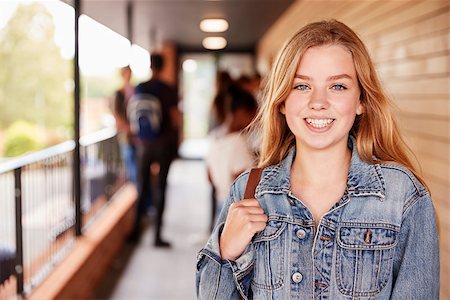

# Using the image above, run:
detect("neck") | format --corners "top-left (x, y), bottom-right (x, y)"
top-left (292, 141), bottom-right (351, 187)
top-left (151, 70), bottom-right (161, 80)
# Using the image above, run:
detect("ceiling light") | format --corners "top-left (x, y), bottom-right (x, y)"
top-left (202, 37), bottom-right (227, 50)
top-left (200, 19), bottom-right (229, 33)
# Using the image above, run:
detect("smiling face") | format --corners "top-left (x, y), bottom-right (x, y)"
top-left (281, 44), bottom-right (363, 153)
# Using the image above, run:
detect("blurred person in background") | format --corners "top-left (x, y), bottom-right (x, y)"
top-left (206, 70), bottom-right (234, 231)
top-left (250, 73), bottom-right (262, 100)
top-left (112, 65), bottom-right (137, 185)
top-left (206, 84), bottom-right (258, 222)
top-left (237, 73), bottom-right (262, 101)
top-left (129, 54), bottom-right (180, 247)
top-left (236, 75), bottom-right (252, 94)
top-left (208, 71), bottom-right (233, 132)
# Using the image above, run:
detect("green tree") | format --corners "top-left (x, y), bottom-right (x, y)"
top-left (0, 2), bottom-right (72, 130)
top-left (3, 120), bottom-right (43, 157)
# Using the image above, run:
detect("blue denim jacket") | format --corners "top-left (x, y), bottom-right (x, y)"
top-left (196, 137), bottom-right (440, 299)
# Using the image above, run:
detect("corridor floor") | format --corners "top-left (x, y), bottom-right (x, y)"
top-left (94, 159), bottom-right (212, 300)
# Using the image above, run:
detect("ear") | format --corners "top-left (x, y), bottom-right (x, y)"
top-left (280, 102), bottom-right (286, 115)
top-left (356, 100), bottom-right (363, 116)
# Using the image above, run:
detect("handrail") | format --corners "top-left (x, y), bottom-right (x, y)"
top-left (80, 127), bottom-right (116, 147)
top-left (0, 141), bottom-right (75, 174)
top-left (0, 127), bottom-right (118, 174)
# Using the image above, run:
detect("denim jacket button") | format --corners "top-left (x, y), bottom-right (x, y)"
top-left (292, 272), bottom-right (303, 283)
top-left (296, 229), bottom-right (307, 239)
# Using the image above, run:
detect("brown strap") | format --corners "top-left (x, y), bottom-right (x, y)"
top-left (244, 168), bottom-right (263, 199)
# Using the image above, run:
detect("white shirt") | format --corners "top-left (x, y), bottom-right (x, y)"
top-left (206, 128), bottom-right (255, 203)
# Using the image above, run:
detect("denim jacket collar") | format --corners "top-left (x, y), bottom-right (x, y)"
top-left (256, 136), bottom-right (386, 199)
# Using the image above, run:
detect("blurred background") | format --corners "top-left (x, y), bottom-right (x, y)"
top-left (0, 0), bottom-right (448, 299)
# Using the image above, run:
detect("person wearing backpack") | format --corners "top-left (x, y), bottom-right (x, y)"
top-left (129, 54), bottom-right (180, 247)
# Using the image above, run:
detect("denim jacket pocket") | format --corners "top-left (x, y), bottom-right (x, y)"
top-left (336, 223), bottom-right (399, 298)
top-left (251, 219), bottom-right (287, 291)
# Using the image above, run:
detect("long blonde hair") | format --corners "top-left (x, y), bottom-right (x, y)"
top-left (252, 19), bottom-right (428, 188)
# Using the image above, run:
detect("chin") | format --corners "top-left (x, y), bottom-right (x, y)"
top-left (297, 134), bottom-right (348, 152)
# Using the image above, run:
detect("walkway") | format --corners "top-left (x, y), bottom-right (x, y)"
top-left (94, 159), bottom-right (212, 300)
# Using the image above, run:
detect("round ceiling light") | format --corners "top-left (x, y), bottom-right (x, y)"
top-left (202, 37), bottom-right (227, 50)
top-left (200, 19), bottom-right (229, 33)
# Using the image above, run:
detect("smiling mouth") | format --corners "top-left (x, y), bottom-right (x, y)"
top-left (305, 118), bottom-right (335, 129)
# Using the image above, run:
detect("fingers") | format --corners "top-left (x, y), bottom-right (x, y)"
top-left (229, 201), bottom-right (266, 217)
top-left (252, 221), bottom-right (268, 233)
top-left (244, 216), bottom-right (268, 233)
top-left (226, 198), bottom-right (268, 234)
top-left (237, 198), bottom-right (261, 207)
top-left (229, 198), bottom-right (267, 217)
top-left (247, 213), bottom-right (268, 223)
top-left (242, 206), bottom-right (265, 215)
top-left (231, 205), bottom-right (268, 232)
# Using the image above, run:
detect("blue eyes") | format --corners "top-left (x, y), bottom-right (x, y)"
top-left (294, 84), bottom-right (310, 91)
top-left (332, 84), bottom-right (347, 91)
top-left (293, 84), bottom-right (347, 91)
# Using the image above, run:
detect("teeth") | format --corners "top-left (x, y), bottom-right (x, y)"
top-left (305, 118), bottom-right (334, 128)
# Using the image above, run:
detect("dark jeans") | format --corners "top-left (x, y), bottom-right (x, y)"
top-left (120, 143), bottom-right (137, 185)
top-left (134, 141), bottom-right (176, 242)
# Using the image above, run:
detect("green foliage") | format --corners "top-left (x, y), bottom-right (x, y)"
top-left (4, 120), bottom-right (43, 157)
top-left (0, 2), bottom-right (72, 130)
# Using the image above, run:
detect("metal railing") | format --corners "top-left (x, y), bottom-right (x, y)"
top-left (0, 127), bottom-right (125, 298)
top-left (80, 128), bottom-right (125, 229)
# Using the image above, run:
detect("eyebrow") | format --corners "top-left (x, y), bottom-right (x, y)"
top-left (294, 74), bottom-right (354, 81)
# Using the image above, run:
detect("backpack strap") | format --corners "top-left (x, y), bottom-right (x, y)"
top-left (244, 168), bottom-right (263, 199)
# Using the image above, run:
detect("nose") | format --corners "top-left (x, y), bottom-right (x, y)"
top-left (309, 89), bottom-right (329, 110)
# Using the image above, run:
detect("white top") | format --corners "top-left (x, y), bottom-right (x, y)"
top-left (206, 128), bottom-right (256, 203)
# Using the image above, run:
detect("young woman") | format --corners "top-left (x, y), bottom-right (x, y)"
top-left (196, 20), bottom-right (440, 299)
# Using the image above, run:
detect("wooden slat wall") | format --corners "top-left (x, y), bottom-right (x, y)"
top-left (258, 1), bottom-right (450, 298)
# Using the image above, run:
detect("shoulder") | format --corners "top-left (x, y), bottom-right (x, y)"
top-left (135, 81), bottom-right (149, 88)
top-left (160, 80), bottom-right (173, 90)
top-left (230, 164), bottom-right (278, 201)
top-left (150, 79), bottom-right (172, 92)
top-left (134, 81), bottom-right (151, 93)
top-left (378, 163), bottom-right (428, 195)
top-left (378, 162), bottom-right (430, 212)
top-left (209, 125), bottom-right (227, 139)
top-left (225, 132), bottom-right (248, 144)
